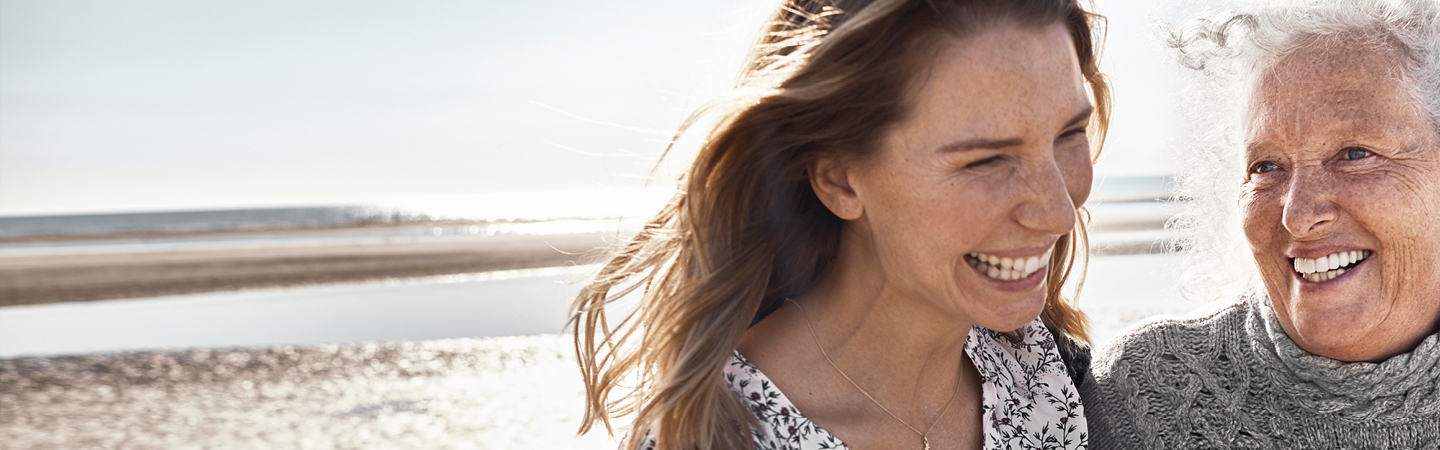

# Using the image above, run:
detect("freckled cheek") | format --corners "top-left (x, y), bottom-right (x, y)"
top-left (1366, 206), bottom-right (1440, 294)
top-left (1239, 190), bottom-right (1286, 250)
top-left (1348, 176), bottom-right (1440, 243)
top-left (871, 189), bottom-right (958, 249)
top-left (1338, 176), bottom-right (1440, 300)
top-left (1058, 148), bottom-right (1093, 206)
top-left (927, 187), bottom-right (1005, 251)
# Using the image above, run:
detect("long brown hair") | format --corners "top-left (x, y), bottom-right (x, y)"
top-left (569, 1), bottom-right (1110, 448)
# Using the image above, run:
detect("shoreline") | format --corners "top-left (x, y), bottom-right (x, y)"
top-left (0, 231), bottom-right (617, 308)
top-left (0, 202), bottom-right (1173, 309)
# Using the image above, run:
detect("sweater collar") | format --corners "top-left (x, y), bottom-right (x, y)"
top-left (1246, 295), bottom-right (1440, 406)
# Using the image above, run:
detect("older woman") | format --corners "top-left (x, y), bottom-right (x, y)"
top-left (1083, 0), bottom-right (1440, 448)
top-left (569, 1), bottom-right (1111, 449)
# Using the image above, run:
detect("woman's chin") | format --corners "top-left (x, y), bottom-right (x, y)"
top-left (1284, 308), bottom-right (1386, 360)
top-left (972, 292), bottom-right (1047, 332)
top-left (959, 263), bottom-right (1049, 331)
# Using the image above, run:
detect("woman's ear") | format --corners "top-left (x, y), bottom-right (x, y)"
top-left (808, 157), bottom-right (864, 220)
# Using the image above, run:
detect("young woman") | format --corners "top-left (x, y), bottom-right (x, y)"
top-left (570, 1), bottom-right (1110, 448)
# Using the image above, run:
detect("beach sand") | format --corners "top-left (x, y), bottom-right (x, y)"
top-left (0, 231), bottom-right (617, 308)
top-left (0, 335), bottom-right (618, 449)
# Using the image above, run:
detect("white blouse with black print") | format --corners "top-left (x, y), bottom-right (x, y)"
top-left (637, 317), bottom-right (1088, 450)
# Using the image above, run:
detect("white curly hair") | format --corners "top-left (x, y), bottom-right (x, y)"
top-left (1162, 0), bottom-right (1440, 303)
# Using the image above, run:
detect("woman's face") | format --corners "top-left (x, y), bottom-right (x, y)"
top-left (836, 22), bottom-right (1094, 331)
top-left (1241, 40), bottom-right (1440, 362)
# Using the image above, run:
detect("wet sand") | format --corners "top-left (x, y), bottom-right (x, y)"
top-left (0, 335), bottom-right (618, 450)
top-left (0, 231), bottom-right (617, 308)
top-left (0, 253), bottom-right (1193, 449)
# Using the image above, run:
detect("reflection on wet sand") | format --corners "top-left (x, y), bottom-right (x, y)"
top-left (0, 336), bottom-right (618, 449)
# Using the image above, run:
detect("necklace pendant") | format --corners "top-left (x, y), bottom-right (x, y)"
top-left (923, 436), bottom-right (930, 450)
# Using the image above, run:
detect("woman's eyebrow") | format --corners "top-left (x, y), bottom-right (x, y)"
top-left (937, 105), bottom-right (1094, 153)
top-left (1062, 105), bottom-right (1095, 130)
top-left (938, 137), bottom-right (1026, 153)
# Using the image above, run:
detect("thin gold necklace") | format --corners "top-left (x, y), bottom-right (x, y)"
top-left (786, 298), bottom-right (964, 450)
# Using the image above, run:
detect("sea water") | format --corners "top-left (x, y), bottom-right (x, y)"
top-left (0, 254), bottom-right (1189, 358)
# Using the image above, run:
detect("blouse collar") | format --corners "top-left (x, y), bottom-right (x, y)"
top-left (726, 318), bottom-right (1089, 449)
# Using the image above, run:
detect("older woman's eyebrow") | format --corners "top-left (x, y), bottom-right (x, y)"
top-left (936, 106), bottom-right (1094, 153)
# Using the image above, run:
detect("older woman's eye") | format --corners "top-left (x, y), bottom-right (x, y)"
top-left (1343, 147), bottom-right (1373, 160)
top-left (964, 155), bottom-right (1002, 169)
top-left (1250, 161), bottom-right (1280, 174)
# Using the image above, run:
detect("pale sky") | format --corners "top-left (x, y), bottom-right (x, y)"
top-left (0, 0), bottom-right (1195, 215)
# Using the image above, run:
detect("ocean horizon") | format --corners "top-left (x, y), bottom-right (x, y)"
top-left (0, 175), bottom-right (1173, 239)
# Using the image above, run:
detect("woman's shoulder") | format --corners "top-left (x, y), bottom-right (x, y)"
top-left (1091, 298), bottom-right (1252, 370)
top-left (633, 354), bottom-right (844, 450)
top-left (725, 352), bottom-right (847, 450)
top-left (1080, 299), bottom-right (1256, 449)
top-left (1047, 325), bottom-right (1092, 388)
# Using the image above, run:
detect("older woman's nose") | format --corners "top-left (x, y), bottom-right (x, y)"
top-left (1282, 167), bottom-right (1339, 238)
top-left (1014, 162), bottom-right (1078, 234)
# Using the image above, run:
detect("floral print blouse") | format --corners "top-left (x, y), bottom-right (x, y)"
top-left (640, 318), bottom-right (1088, 450)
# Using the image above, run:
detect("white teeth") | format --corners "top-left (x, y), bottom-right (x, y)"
top-left (967, 249), bottom-right (1053, 281)
top-left (1293, 250), bottom-right (1371, 282)
top-left (1302, 267), bottom-right (1348, 283)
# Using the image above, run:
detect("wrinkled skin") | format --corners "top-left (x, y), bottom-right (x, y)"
top-left (1241, 38), bottom-right (1440, 362)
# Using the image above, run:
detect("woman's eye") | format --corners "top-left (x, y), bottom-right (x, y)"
top-left (1343, 147), bottom-right (1373, 160)
top-left (964, 156), bottom-right (1001, 169)
top-left (1250, 161), bottom-right (1279, 174)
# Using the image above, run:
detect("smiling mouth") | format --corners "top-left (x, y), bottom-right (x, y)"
top-left (1293, 250), bottom-right (1372, 283)
top-left (965, 249), bottom-right (1052, 281)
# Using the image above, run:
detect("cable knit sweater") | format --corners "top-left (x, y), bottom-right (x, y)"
top-left (1081, 296), bottom-right (1440, 449)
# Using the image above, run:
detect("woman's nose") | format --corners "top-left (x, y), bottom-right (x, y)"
top-left (1282, 167), bottom-right (1338, 238)
top-left (1014, 160), bottom-right (1079, 235)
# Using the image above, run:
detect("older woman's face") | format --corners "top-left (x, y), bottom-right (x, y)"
top-left (841, 22), bottom-right (1093, 331)
top-left (1241, 40), bottom-right (1440, 362)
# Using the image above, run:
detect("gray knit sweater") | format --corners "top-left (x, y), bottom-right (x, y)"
top-left (1081, 296), bottom-right (1440, 449)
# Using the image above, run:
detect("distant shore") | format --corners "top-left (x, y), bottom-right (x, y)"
top-left (0, 228), bottom-right (617, 308)
top-left (0, 198), bottom-right (1174, 308)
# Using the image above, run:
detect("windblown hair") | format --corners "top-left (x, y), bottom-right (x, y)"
top-left (1163, 0), bottom-right (1440, 303)
top-left (568, 1), bottom-right (1111, 449)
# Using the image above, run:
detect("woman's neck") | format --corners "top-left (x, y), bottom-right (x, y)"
top-left (743, 224), bottom-right (975, 407)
